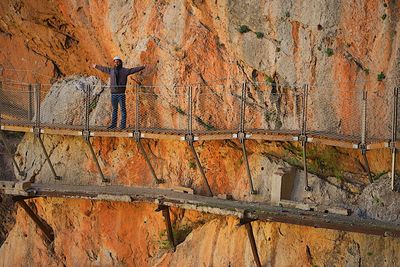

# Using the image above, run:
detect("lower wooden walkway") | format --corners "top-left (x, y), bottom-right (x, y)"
top-left (2, 182), bottom-right (400, 238)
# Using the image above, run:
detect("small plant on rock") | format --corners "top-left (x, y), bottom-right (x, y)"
top-left (238, 25), bottom-right (251, 33)
top-left (255, 32), bottom-right (264, 39)
top-left (377, 72), bottom-right (386, 81)
top-left (325, 48), bottom-right (334, 57)
top-left (265, 75), bottom-right (274, 84)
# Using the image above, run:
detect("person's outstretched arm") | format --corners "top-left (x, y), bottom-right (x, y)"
top-left (128, 65), bottom-right (145, 75)
top-left (92, 64), bottom-right (111, 74)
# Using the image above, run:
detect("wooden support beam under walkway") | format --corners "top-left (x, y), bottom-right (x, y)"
top-left (2, 183), bottom-right (400, 238)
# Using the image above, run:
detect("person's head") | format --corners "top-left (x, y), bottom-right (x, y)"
top-left (113, 56), bottom-right (122, 67)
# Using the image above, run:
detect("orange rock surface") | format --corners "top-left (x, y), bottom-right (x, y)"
top-left (1, 0), bottom-right (400, 265)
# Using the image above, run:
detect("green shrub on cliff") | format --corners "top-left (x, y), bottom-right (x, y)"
top-left (238, 25), bottom-right (251, 33)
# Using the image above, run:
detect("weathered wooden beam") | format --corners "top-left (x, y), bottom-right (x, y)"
top-left (3, 183), bottom-right (400, 238)
top-left (156, 205), bottom-right (176, 251)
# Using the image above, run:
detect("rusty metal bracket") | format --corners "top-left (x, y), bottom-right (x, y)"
top-left (84, 136), bottom-right (109, 183)
top-left (360, 144), bottom-right (373, 183)
top-left (187, 137), bottom-right (213, 197)
top-left (12, 196), bottom-right (55, 243)
top-left (35, 132), bottom-right (62, 181)
top-left (133, 130), bottom-right (164, 184)
top-left (238, 132), bottom-right (257, 195)
top-left (155, 205), bottom-right (176, 251)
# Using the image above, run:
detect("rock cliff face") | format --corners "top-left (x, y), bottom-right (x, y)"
top-left (1, 0), bottom-right (400, 266)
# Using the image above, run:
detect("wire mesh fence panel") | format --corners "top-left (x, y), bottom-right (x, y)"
top-left (307, 85), bottom-right (363, 140)
top-left (89, 89), bottom-right (136, 130)
top-left (0, 81), bottom-right (34, 125)
top-left (244, 82), bottom-right (303, 134)
top-left (124, 88), bottom-right (137, 129)
top-left (365, 88), bottom-right (392, 143)
top-left (192, 83), bottom-right (241, 133)
top-left (138, 85), bottom-right (188, 132)
top-left (39, 83), bottom-right (86, 129)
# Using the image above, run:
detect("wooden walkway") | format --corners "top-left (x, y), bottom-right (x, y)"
top-left (0, 120), bottom-right (398, 240)
top-left (2, 182), bottom-right (400, 238)
top-left (0, 120), bottom-right (385, 149)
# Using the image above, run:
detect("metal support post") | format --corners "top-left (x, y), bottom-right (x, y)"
top-left (84, 136), bottom-right (108, 182)
top-left (36, 135), bottom-right (61, 180)
top-left (0, 130), bottom-right (25, 177)
top-left (186, 86), bottom-right (213, 196)
top-left (301, 84), bottom-right (311, 191)
top-left (34, 83), bottom-right (40, 128)
top-left (13, 197), bottom-right (54, 243)
top-left (391, 87), bottom-right (399, 191)
top-left (135, 85), bottom-right (140, 132)
top-left (188, 86), bottom-right (193, 135)
top-left (33, 84), bottom-right (61, 180)
top-left (28, 84), bottom-right (34, 121)
top-left (188, 139), bottom-right (213, 196)
top-left (134, 131), bottom-right (164, 184)
top-left (133, 85), bottom-right (163, 184)
top-left (239, 219), bottom-right (262, 267)
top-left (239, 80), bottom-right (257, 195)
top-left (83, 85), bottom-right (108, 183)
top-left (156, 205), bottom-right (176, 251)
top-left (239, 81), bottom-right (246, 133)
top-left (241, 138), bottom-right (256, 195)
top-left (84, 84), bottom-right (90, 132)
top-left (0, 80), bottom-right (3, 124)
top-left (361, 90), bottom-right (373, 183)
top-left (84, 137), bottom-right (108, 183)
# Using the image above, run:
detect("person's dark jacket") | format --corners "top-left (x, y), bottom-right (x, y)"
top-left (95, 63), bottom-right (145, 94)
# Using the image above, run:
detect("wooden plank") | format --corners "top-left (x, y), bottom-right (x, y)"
top-left (4, 183), bottom-right (399, 238)
top-left (141, 132), bottom-right (184, 141)
top-left (90, 131), bottom-right (132, 138)
top-left (41, 128), bottom-right (83, 136)
top-left (1, 125), bottom-right (32, 133)
top-left (367, 142), bottom-right (388, 150)
top-left (249, 133), bottom-right (297, 142)
top-left (309, 137), bottom-right (358, 149)
top-left (197, 134), bottom-right (233, 141)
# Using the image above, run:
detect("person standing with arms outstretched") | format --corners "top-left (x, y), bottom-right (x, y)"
top-left (92, 56), bottom-right (145, 129)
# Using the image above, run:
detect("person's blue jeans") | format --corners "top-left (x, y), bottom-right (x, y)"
top-left (110, 94), bottom-right (126, 128)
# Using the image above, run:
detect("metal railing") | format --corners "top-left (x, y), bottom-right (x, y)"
top-left (0, 78), bottom-right (399, 191)
top-left (0, 81), bottom-right (397, 141)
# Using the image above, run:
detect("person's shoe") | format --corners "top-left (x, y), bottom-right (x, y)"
top-left (119, 125), bottom-right (126, 130)
top-left (107, 125), bottom-right (116, 129)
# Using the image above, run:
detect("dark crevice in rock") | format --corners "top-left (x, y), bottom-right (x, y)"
top-left (306, 245), bottom-right (313, 265)
top-left (343, 50), bottom-right (369, 74)
top-left (0, 27), bottom-right (12, 38)
top-left (64, 35), bottom-right (79, 49)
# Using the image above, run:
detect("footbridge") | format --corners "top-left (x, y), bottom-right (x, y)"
top-left (1, 75), bottom-right (400, 266)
